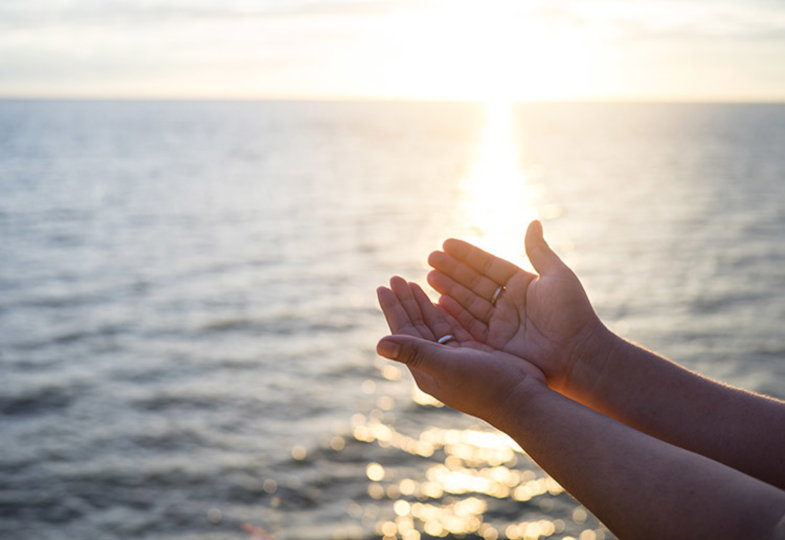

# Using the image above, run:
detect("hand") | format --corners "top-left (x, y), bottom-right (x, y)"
top-left (377, 276), bottom-right (546, 426)
top-left (426, 220), bottom-right (608, 395)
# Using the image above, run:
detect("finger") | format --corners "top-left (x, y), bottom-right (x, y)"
top-left (441, 238), bottom-right (523, 285)
top-left (438, 294), bottom-right (489, 343)
top-left (428, 250), bottom-right (501, 301)
top-left (409, 282), bottom-right (454, 342)
top-left (390, 276), bottom-right (436, 341)
top-left (427, 270), bottom-right (495, 324)
top-left (377, 286), bottom-right (420, 336)
top-left (439, 308), bottom-right (475, 343)
top-left (525, 220), bottom-right (566, 276)
top-left (376, 334), bottom-right (453, 376)
top-left (409, 282), bottom-right (472, 343)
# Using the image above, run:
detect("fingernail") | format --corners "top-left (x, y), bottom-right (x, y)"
top-left (377, 339), bottom-right (400, 359)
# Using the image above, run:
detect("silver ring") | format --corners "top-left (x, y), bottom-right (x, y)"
top-left (437, 334), bottom-right (455, 345)
top-left (490, 285), bottom-right (505, 306)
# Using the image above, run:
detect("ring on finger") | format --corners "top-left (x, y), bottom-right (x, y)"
top-left (437, 334), bottom-right (456, 345)
top-left (490, 285), bottom-right (505, 306)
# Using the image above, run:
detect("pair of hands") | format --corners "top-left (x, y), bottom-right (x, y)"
top-left (379, 221), bottom-right (785, 540)
top-left (377, 220), bottom-right (604, 425)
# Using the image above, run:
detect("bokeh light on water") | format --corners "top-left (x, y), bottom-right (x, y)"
top-left (301, 383), bottom-right (611, 540)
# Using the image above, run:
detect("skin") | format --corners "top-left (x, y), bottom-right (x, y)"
top-left (426, 220), bottom-right (785, 490)
top-left (376, 220), bottom-right (785, 539)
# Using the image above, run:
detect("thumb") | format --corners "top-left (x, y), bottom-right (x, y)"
top-left (525, 220), bottom-right (564, 276)
top-left (376, 335), bottom-right (450, 375)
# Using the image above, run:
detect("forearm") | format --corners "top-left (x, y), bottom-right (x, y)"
top-left (566, 325), bottom-right (785, 489)
top-left (496, 380), bottom-right (785, 540)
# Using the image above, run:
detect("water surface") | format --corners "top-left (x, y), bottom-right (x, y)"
top-left (1, 100), bottom-right (783, 539)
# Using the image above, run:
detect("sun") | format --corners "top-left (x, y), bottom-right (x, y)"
top-left (376, 2), bottom-right (601, 102)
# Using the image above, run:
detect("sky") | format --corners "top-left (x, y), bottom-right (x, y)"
top-left (1, 0), bottom-right (784, 101)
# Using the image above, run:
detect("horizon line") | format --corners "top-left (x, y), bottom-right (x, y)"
top-left (1, 95), bottom-right (784, 105)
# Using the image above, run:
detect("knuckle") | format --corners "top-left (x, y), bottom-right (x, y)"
top-left (481, 257), bottom-right (494, 275)
top-left (400, 342), bottom-right (423, 368)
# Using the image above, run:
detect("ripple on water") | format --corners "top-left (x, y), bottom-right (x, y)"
top-left (0, 382), bottom-right (84, 416)
top-left (199, 313), bottom-right (360, 336)
top-left (1, 101), bottom-right (783, 539)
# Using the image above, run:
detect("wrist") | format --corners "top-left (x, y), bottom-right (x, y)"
top-left (562, 319), bottom-right (625, 401)
top-left (487, 376), bottom-right (552, 434)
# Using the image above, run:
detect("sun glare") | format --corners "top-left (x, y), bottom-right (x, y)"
top-left (457, 101), bottom-right (537, 266)
top-left (377, 2), bottom-right (599, 102)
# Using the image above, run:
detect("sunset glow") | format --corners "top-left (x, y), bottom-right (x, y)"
top-left (1, 0), bottom-right (784, 101)
top-left (370, 3), bottom-right (598, 102)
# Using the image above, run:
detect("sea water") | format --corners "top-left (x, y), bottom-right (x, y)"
top-left (1, 100), bottom-right (783, 539)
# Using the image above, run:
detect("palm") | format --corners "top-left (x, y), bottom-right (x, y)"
top-left (377, 276), bottom-right (547, 419)
top-left (377, 275), bottom-right (495, 354)
top-left (488, 269), bottom-right (592, 382)
top-left (427, 227), bottom-right (598, 388)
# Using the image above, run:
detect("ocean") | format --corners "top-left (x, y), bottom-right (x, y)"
top-left (1, 100), bottom-right (783, 539)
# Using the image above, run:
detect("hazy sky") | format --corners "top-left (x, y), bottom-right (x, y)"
top-left (2, 0), bottom-right (784, 100)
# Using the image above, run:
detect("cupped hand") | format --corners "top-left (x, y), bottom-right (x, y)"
top-left (426, 220), bottom-right (606, 394)
top-left (377, 276), bottom-right (545, 426)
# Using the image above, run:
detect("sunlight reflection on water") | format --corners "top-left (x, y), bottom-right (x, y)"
top-left (350, 409), bottom-right (590, 540)
top-left (458, 101), bottom-right (539, 268)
